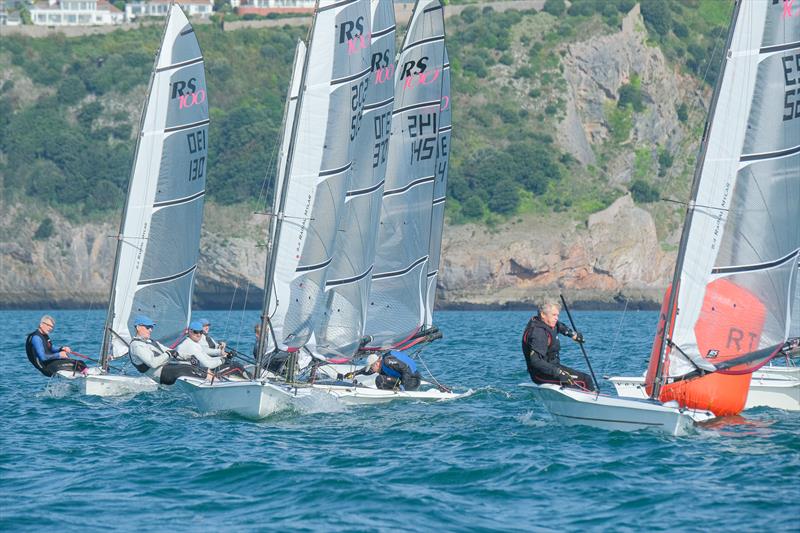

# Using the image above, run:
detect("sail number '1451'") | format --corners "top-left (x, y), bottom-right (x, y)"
top-left (187, 129), bottom-right (206, 182)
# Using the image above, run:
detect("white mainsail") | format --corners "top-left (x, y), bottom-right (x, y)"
top-left (655, 0), bottom-right (799, 382)
top-left (103, 5), bottom-right (208, 361)
top-left (364, 0), bottom-right (448, 347)
top-left (314, 0), bottom-right (397, 358)
top-left (262, 0), bottom-right (372, 354)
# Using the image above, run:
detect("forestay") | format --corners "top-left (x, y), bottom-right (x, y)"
top-left (653, 0), bottom-right (799, 381)
top-left (264, 0), bottom-right (372, 353)
top-left (364, 0), bottom-right (448, 347)
top-left (314, 0), bottom-right (396, 358)
top-left (104, 5), bottom-right (208, 360)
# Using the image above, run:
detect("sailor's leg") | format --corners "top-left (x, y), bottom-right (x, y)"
top-left (558, 364), bottom-right (596, 391)
top-left (375, 374), bottom-right (399, 390)
top-left (41, 358), bottom-right (87, 377)
top-left (159, 364), bottom-right (206, 385)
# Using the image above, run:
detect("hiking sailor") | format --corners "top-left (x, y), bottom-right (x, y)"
top-left (342, 351), bottom-right (422, 391)
top-left (129, 315), bottom-right (206, 385)
top-left (522, 300), bottom-right (596, 391)
top-left (197, 318), bottom-right (222, 350)
top-left (25, 315), bottom-right (87, 376)
top-left (176, 320), bottom-right (241, 376)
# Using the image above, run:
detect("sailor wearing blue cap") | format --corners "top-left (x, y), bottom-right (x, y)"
top-left (176, 319), bottom-right (229, 370)
top-left (129, 315), bottom-right (206, 385)
top-left (196, 318), bottom-right (223, 351)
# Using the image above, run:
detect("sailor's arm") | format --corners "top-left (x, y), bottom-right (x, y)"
top-left (31, 335), bottom-right (64, 360)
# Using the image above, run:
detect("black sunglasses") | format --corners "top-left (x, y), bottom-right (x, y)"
top-left (142, 325), bottom-right (154, 330)
top-left (190, 329), bottom-right (203, 334)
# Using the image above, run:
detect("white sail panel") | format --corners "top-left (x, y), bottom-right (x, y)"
top-left (314, 0), bottom-right (396, 358)
top-left (667, 1), bottom-right (799, 377)
top-left (110, 5), bottom-right (208, 356)
top-left (266, 0), bottom-right (372, 352)
top-left (365, 0), bottom-right (447, 347)
top-left (424, 48), bottom-right (451, 328)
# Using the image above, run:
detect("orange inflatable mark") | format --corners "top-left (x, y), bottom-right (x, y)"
top-left (659, 278), bottom-right (767, 416)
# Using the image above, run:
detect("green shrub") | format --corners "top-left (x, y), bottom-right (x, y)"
top-left (630, 179), bottom-right (660, 203)
top-left (543, 0), bottom-right (565, 17)
top-left (33, 217), bottom-right (55, 240)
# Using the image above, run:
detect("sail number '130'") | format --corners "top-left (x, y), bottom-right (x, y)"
top-left (187, 129), bottom-right (206, 182)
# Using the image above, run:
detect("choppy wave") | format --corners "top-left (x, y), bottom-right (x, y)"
top-left (2, 309), bottom-right (798, 531)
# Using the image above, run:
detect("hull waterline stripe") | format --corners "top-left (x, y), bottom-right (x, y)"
top-left (139, 264), bottom-right (196, 286)
top-left (153, 190), bottom-right (205, 209)
top-left (393, 99), bottom-right (441, 116)
top-left (371, 25), bottom-right (396, 38)
top-left (711, 248), bottom-right (799, 275)
top-left (373, 255), bottom-right (428, 280)
top-left (740, 144), bottom-right (800, 163)
top-left (296, 256), bottom-right (333, 273)
top-left (759, 40), bottom-right (800, 54)
top-left (165, 118), bottom-right (210, 134)
top-left (346, 179), bottom-right (385, 198)
top-left (364, 96), bottom-right (395, 112)
top-left (384, 175), bottom-right (435, 197)
top-left (326, 265), bottom-right (374, 287)
top-left (156, 56), bottom-right (203, 73)
top-left (552, 412), bottom-right (665, 426)
top-left (332, 66), bottom-right (371, 86)
top-left (319, 162), bottom-right (352, 177)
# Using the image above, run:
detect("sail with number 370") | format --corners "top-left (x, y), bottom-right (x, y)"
top-left (644, 0), bottom-right (799, 416)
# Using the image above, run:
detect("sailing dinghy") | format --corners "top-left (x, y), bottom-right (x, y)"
top-left (57, 4), bottom-right (209, 396)
top-left (177, 0), bottom-right (375, 417)
top-left (306, 0), bottom-right (465, 403)
top-left (529, 0), bottom-right (799, 433)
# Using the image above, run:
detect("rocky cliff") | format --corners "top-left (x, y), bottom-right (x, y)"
top-left (0, 5), bottom-right (706, 310)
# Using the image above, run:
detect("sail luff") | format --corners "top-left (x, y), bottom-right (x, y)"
top-left (651, 0), bottom-right (744, 398)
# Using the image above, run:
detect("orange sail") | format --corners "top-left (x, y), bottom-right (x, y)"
top-left (646, 279), bottom-right (767, 416)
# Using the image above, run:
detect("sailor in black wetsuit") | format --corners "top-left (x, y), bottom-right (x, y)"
top-left (25, 315), bottom-right (87, 376)
top-left (128, 315), bottom-right (206, 385)
top-left (341, 351), bottom-right (422, 391)
top-left (522, 301), bottom-right (595, 391)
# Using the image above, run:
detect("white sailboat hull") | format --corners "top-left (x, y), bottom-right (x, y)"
top-left (56, 371), bottom-right (158, 397)
top-left (522, 383), bottom-right (714, 436)
top-left (609, 372), bottom-right (800, 411)
top-left (311, 363), bottom-right (468, 404)
top-left (175, 377), bottom-right (314, 419)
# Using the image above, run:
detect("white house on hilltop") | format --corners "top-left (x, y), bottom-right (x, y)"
top-left (236, 0), bottom-right (314, 16)
top-left (28, 0), bottom-right (123, 26)
top-left (125, 0), bottom-right (213, 20)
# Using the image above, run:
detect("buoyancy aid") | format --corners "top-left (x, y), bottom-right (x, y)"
top-left (204, 334), bottom-right (217, 349)
top-left (522, 317), bottom-right (560, 362)
top-left (25, 330), bottom-right (51, 374)
top-left (129, 338), bottom-right (159, 373)
top-left (381, 350), bottom-right (418, 379)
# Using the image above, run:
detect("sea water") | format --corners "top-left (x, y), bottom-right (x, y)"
top-left (1, 309), bottom-right (798, 531)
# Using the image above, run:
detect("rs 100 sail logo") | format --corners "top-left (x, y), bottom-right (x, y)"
top-left (171, 78), bottom-right (206, 109)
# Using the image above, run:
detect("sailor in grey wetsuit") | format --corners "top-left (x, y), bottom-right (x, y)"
top-left (128, 315), bottom-right (205, 385)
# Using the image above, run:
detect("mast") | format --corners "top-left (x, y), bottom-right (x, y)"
top-left (99, 7), bottom-right (173, 370)
top-left (255, 4), bottom-right (319, 369)
top-left (651, 0), bottom-right (742, 400)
